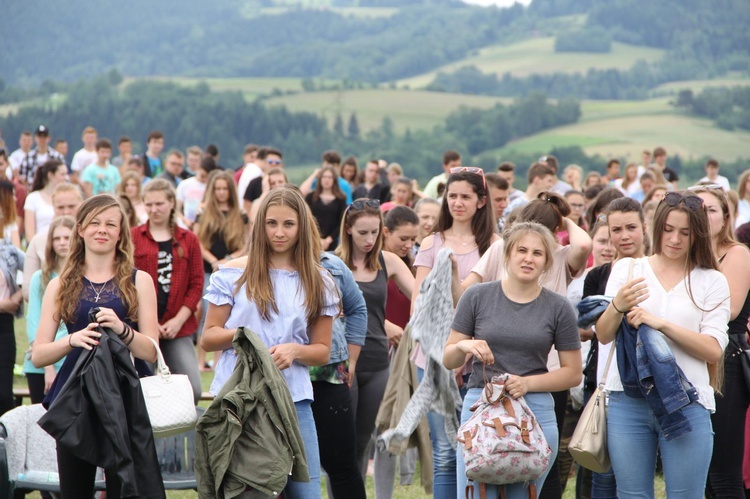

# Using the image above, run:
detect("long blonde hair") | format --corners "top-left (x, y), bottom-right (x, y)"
top-left (41, 216), bottom-right (75, 290)
top-left (235, 187), bottom-right (328, 324)
top-left (57, 195), bottom-right (138, 324)
top-left (198, 171), bottom-right (245, 254)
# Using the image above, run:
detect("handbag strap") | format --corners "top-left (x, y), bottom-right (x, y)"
top-left (600, 259), bottom-right (635, 387)
top-left (143, 335), bottom-right (171, 378)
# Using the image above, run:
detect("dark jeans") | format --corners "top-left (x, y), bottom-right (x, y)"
top-left (56, 444), bottom-right (129, 499)
top-left (0, 313), bottom-right (16, 417)
top-left (539, 390), bottom-right (568, 499)
top-left (26, 373), bottom-right (46, 405)
top-left (311, 381), bottom-right (366, 499)
top-left (707, 349), bottom-right (749, 498)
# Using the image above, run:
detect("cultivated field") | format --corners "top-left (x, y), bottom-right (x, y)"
top-left (397, 37), bottom-right (665, 89)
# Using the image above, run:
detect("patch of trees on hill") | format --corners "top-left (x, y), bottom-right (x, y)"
top-left (427, 63), bottom-right (664, 100)
top-left (676, 87), bottom-right (750, 131)
top-left (554, 27), bottom-right (612, 53)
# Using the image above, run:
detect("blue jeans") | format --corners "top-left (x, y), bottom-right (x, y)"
top-left (417, 367), bottom-right (465, 499)
top-left (607, 391), bottom-right (713, 498)
top-left (457, 389), bottom-right (557, 499)
top-left (284, 400), bottom-right (321, 499)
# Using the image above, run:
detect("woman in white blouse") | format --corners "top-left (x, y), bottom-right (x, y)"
top-left (595, 191), bottom-right (730, 498)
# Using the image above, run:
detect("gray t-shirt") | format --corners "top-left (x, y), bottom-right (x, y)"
top-left (451, 282), bottom-right (581, 389)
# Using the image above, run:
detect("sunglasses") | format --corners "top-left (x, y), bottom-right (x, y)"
top-left (663, 192), bottom-right (704, 211)
top-left (450, 166), bottom-right (487, 188)
top-left (687, 184), bottom-right (723, 191)
top-left (348, 198), bottom-right (380, 212)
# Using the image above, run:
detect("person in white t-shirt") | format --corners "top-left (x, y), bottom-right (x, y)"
top-left (8, 131), bottom-right (33, 176)
top-left (69, 126), bottom-right (98, 184)
top-left (176, 155), bottom-right (218, 229)
top-left (24, 159), bottom-right (69, 242)
top-left (697, 159), bottom-right (731, 191)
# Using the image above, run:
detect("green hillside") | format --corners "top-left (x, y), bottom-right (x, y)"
top-left (397, 37), bottom-right (665, 89)
top-left (263, 89), bottom-right (511, 133)
top-left (498, 99), bottom-right (750, 162)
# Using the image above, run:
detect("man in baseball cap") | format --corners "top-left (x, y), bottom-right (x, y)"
top-left (17, 125), bottom-right (63, 185)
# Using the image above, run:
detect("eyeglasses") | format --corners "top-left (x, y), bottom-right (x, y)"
top-left (663, 192), bottom-right (704, 211)
top-left (450, 166), bottom-right (486, 188)
top-left (267, 159), bottom-right (282, 166)
top-left (348, 198), bottom-right (380, 212)
top-left (687, 184), bottom-right (723, 191)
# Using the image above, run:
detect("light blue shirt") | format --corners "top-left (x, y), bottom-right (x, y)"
top-left (81, 163), bottom-right (121, 195)
top-left (24, 270), bottom-right (67, 374)
top-left (205, 266), bottom-right (339, 401)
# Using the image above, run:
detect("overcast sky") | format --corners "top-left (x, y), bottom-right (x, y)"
top-left (462, 0), bottom-right (532, 7)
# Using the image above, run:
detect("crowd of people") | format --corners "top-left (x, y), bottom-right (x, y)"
top-left (0, 123), bottom-right (749, 499)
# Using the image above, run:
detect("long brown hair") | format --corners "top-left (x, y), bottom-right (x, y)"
top-left (197, 171), bottom-right (245, 254)
top-left (41, 215), bottom-right (75, 290)
top-left (434, 170), bottom-right (495, 256)
top-left (57, 195), bottom-right (138, 323)
top-left (0, 181), bottom-right (17, 237)
top-left (651, 192), bottom-right (718, 272)
top-left (336, 199), bottom-right (383, 272)
top-left (235, 187), bottom-right (329, 324)
top-left (311, 165), bottom-right (346, 203)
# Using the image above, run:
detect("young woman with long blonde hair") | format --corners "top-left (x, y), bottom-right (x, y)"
top-left (201, 186), bottom-right (340, 498)
top-left (31, 194), bottom-right (159, 497)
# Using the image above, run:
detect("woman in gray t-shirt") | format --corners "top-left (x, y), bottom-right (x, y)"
top-left (444, 221), bottom-right (582, 499)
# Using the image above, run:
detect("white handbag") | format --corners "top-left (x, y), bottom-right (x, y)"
top-left (140, 336), bottom-right (198, 437)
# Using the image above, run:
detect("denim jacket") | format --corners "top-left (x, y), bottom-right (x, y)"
top-left (578, 296), bottom-right (698, 440)
top-left (321, 252), bottom-right (367, 364)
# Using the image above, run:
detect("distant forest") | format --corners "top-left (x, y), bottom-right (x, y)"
top-left (0, 76), bottom-right (581, 180)
top-left (3, 0), bottom-right (748, 88)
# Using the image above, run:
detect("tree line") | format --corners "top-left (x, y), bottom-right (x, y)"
top-left (676, 87), bottom-right (750, 132)
top-left (0, 77), bottom-right (580, 183)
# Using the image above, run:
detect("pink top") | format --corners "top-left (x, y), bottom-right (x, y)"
top-left (411, 233), bottom-right (481, 369)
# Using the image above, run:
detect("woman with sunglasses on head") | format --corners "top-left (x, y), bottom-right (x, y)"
top-left (579, 197), bottom-right (650, 497)
top-left (445, 221), bottom-right (582, 499)
top-left (691, 186), bottom-right (750, 498)
top-left (594, 191), bottom-right (731, 498)
top-left (201, 187), bottom-right (340, 498)
top-left (411, 167), bottom-right (499, 499)
top-left (335, 198), bottom-right (415, 486)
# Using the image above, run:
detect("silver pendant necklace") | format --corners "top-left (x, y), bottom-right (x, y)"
top-left (88, 279), bottom-right (108, 302)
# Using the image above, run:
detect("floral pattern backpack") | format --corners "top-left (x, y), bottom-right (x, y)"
top-left (457, 373), bottom-right (551, 499)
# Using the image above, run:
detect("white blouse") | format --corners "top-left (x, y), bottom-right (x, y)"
top-left (601, 257), bottom-right (730, 412)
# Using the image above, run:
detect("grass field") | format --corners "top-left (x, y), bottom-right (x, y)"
top-left (397, 37), bottom-right (665, 89)
top-left (498, 99), bottom-right (750, 162)
top-left (264, 89), bottom-right (511, 133)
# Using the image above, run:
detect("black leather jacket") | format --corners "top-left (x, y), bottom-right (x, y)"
top-left (38, 318), bottom-right (166, 499)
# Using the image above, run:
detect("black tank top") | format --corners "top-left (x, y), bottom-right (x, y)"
top-left (43, 273), bottom-right (144, 408)
top-left (355, 253), bottom-right (389, 372)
